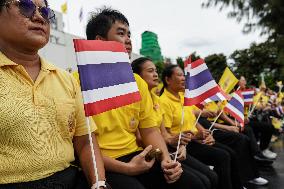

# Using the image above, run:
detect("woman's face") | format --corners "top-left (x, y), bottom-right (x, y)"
top-left (166, 67), bottom-right (185, 92)
top-left (0, 0), bottom-right (50, 51)
top-left (140, 60), bottom-right (159, 89)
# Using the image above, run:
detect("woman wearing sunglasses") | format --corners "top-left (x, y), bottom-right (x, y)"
top-left (0, 0), bottom-right (106, 189)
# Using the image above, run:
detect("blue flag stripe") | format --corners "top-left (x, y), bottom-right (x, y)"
top-left (186, 70), bottom-right (215, 90)
top-left (229, 98), bottom-right (243, 113)
top-left (78, 62), bottom-right (135, 91)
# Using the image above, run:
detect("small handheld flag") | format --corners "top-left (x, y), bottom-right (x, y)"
top-left (240, 89), bottom-right (254, 105)
top-left (218, 67), bottom-right (238, 94)
top-left (224, 91), bottom-right (244, 126)
top-left (73, 39), bottom-right (141, 116)
top-left (184, 59), bottom-right (220, 106)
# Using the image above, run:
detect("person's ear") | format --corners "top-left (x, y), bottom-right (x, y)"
top-left (165, 76), bottom-right (171, 86)
top-left (95, 35), bottom-right (106, 40)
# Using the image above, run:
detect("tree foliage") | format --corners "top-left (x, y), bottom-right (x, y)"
top-left (230, 41), bottom-right (279, 88)
top-left (204, 53), bottom-right (228, 81)
top-left (176, 52), bottom-right (201, 70)
top-left (203, 0), bottom-right (284, 77)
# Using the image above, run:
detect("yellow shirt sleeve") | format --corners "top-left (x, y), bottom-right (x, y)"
top-left (134, 74), bottom-right (157, 129)
top-left (71, 74), bottom-right (97, 136)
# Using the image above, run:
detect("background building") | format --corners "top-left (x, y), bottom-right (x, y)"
top-left (140, 31), bottom-right (163, 62)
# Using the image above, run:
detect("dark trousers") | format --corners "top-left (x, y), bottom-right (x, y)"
top-left (248, 120), bottom-right (274, 150)
top-left (106, 151), bottom-right (209, 189)
top-left (199, 117), bottom-right (260, 182)
top-left (182, 155), bottom-right (218, 189)
top-left (187, 141), bottom-right (242, 189)
top-left (0, 166), bottom-right (89, 189)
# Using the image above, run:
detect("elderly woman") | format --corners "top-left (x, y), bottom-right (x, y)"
top-left (0, 0), bottom-right (106, 188)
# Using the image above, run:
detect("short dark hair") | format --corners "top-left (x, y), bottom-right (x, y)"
top-left (86, 7), bottom-right (129, 40)
top-left (160, 65), bottom-right (179, 95)
top-left (131, 57), bottom-right (153, 75)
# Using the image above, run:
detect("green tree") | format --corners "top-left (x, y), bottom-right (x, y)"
top-left (203, 0), bottom-right (284, 80)
top-left (204, 53), bottom-right (228, 81)
top-left (230, 41), bottom-right (278, 88)
top-left (176, 52), bottom-right (201, 70)
top-left (154, 61), bottom-right (165, 80)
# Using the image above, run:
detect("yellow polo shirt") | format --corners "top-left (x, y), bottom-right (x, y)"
top-left (160, 89), bottom-right (198, 134)
top-left (0, 52), bottom-right (96, 184)
top-left (151, 91), bottom-right (165, 127)
top-left (92, 74), bottom-right (157, 158)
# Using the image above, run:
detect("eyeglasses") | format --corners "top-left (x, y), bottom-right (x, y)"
top-left (2, 0), bottom-right (55, 23)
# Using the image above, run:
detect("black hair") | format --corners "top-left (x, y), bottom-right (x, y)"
top-left (160, 64), bottom-right (179, 96)
top-left (131, 57), bottom-right (152, 75)
top-left (86, 7), bottom-right (129, 40)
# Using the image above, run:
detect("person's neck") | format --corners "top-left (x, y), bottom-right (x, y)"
top-left (0, 44), bottom-right (40, 68)
top-left (166, 87), bottom-right (180, 99)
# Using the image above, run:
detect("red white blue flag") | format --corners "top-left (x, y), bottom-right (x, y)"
top-left (224, 91), bottom-right (244, 126)
top-left (73, 39), bottom-right (141, 116)
top-left (184, 59), bottom-right (221, 106)
top-left (239, 89), bottom-right (254, 105)
top-left (204, 86), bottom-right (231, 103)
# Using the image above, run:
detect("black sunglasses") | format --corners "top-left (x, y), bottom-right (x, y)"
top-left (2, 0), bottom-right (55, 23)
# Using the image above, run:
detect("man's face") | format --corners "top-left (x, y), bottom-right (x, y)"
top-left (105, 21), bottom-right (132, 56)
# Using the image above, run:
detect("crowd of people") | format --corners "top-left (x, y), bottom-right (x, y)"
top-left (0, 0), bottom-right (283, 189)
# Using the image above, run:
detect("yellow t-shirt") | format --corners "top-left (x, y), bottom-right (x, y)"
top-left (151, 91), bottom-right (165, 127)
top-left (160, 89), bottom-right (198, 134)
top-left (92, 74), bottom-right (157, 158)
top-left (0, 52), bottom-right (96, 184)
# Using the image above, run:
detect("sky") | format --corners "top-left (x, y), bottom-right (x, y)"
top-left (48, 0), bottom-right (267, 61)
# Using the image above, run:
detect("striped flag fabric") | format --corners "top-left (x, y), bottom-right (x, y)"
top-left (204, 86), bottom-right (231, 103)
top-left (184, 59), bottom-right (221, 106)
top-left (240, 89), bottom-right (255, 105)
top-left (73, 39), bottom-right (141, 116)
top-left (224, 91), bottom-right (244, 126)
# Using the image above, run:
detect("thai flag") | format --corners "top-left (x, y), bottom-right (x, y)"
top-left (240, 89), bottom-right (254, 105)
top-left (224, 91), bottom-right (244, 126)
top-left (204, 86), bottom-right (231, 103)
top-left (184, 59), bottom-right (221, 106)
top-left (276, 106), bottom-right (284, 116)
top-left (73, 39), bottom-right (141, 116)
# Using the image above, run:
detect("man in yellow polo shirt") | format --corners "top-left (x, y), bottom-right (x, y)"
top-left (84, 8), bottom-right (193, 189)
top-left (0, 1), bottom-right (105, 188)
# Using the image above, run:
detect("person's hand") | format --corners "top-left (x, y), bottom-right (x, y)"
top-left (227, 126), bottom-right (240, 133)
top-left (128, 145), bottom-right (155, 175)
top-left (181, 131), bottom-right (193, 145)
top-left (161, 159), bottom-right (183, 183)
top-left (201, 110), bottom-right (217, 118)
top-left (244, 118), bottom-right (249, 124)
top-left (194, 129), bottom-right (209, 140)
top-left (202, 134), bottom-right (215, 146)
top-left (167, 131), bottom-right (192, 147)
top-left (176, 145), bottom-right (187, 162)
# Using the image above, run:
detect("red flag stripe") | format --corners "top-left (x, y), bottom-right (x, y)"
top-left (184, 86), bottom-right (220, 106)
top-left (84, 91), bottom-right (141, 116)
top-left (191, 59), bottom-right (205, 69)
top-left (74, 39), bottom-right (127, 53)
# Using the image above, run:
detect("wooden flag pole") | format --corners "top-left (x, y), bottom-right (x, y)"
top-left (209, 110), bottom-right (223, 131)
top-left (193, 110), bottom-right (202, 128)
top-left (248, 97), bottom-right (261, 118)
top-left (174, 106), bottom-right (185, 162)
top-left (86, 117), bottom-right (99, 188)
